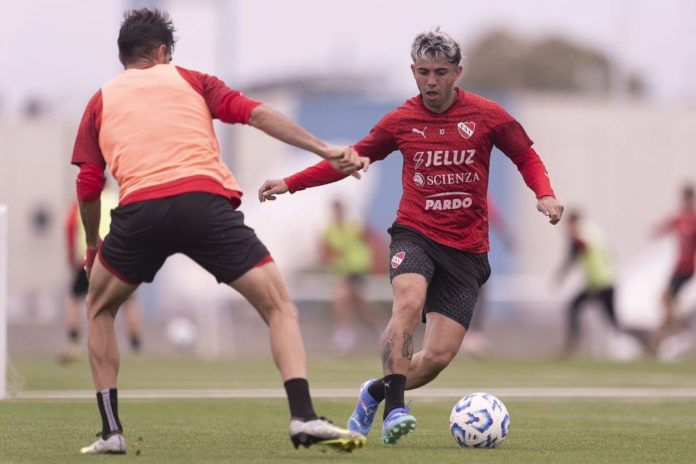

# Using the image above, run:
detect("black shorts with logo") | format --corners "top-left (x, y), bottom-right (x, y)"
top-left (71, 267), bottom-right (89, 297)
top-left (388, 223), bottom-right (491, 329)
top-left (100, 192), bottom-right (270, 285)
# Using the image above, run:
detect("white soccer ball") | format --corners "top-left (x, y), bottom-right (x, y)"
top-left (449, 392), bottom-right (510, 448)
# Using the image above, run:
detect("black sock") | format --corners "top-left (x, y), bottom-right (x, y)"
top-left (130, 335), bottom-right (142, 352)
top-left (283, 378), bottom-right (318, 421)
top-left (382, 374), bottom-right (406, 419)
top-left (96, 388), bottom-right (123, 439)
top-left (68, 329), bottom-right (79, 343)
top-left (367, 378), bottom-right (386, 402)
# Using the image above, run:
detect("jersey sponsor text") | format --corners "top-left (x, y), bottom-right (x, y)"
top-left (424, 192), bottom-right (473, 211)
top-left (413, 150), bottom-right (475, 169)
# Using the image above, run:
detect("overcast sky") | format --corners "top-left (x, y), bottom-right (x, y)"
top-left (1, 0), bottom-right (695, 120)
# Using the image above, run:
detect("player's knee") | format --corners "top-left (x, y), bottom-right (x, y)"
top-left (85, 294), bottom-right (112, 320)
top-left (393, 290), bottom-right (425, 317)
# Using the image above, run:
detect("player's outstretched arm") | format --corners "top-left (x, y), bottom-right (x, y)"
top-left (249, 105), bottom-right (363, 175)
top-left (258, 157), bottom-right (370, 203)
top-left (537, 195), bottom-right (564, 225)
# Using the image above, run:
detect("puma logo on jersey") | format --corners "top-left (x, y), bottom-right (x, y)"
top-left (411, 127), bottom-right (427, 138)
top-left (391, 251), bottom-right (406, 269)
top-left (457, 121), bottom-right (475, 139)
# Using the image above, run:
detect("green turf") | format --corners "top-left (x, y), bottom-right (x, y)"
top-left (1, 398), bottom-right (695, 463)
top-left (2, 356), bottom-right (696, 462)
top-left (8, 356), bottom-right (696, 390)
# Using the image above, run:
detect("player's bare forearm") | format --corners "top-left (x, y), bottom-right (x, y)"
top-left (249, 105), bottom-right (365, 175)
top-left (78, 199), bottom-right (102, 248)
top-left (248, 105), bottom-right (331, 158)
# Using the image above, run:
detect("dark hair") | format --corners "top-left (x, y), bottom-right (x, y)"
top-left (683, 184), bottom-right (695, 200)
top-left (118, 8), bottom-right (176, 65)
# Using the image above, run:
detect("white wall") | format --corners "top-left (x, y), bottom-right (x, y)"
top-left (513, 94), bottom-right (696, 275)
top-left (0, 122), bottom-right (75, 320)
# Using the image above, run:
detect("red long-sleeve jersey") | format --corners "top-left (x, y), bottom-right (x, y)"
top-left (664, 211), bottom-right (696, 274)
top-left (285, 88), bottom-right (555, 252)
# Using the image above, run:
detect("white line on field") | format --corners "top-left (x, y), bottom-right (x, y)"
top-left (8, 387), bottom-right (696, 400)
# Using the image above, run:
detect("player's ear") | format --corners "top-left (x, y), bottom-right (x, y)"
top-left (454, 65), bottom-right (463, 79)
top-left (410, 63), bottom-right (417, 76)
top-left (155, 44), bottom-right (170, 64)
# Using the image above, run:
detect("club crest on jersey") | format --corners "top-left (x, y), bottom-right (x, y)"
top-left (457, 122), bottom-right (475, 139)
top-left (391, 251), bottom-right (406, 269)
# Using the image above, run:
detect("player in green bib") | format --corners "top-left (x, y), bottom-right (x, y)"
top-left (556, 211), bottom-right (648, 357)
top-left (321, 200), bottom-right (381, 353)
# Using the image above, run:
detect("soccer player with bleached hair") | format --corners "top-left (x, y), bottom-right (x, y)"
top-left (259, 28), bottom-right (564, 444)
top-left (72, 8), bottom-right (366, 455)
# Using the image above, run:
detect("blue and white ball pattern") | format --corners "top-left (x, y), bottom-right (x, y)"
top-left (450, 392), bottom-right (510, 448)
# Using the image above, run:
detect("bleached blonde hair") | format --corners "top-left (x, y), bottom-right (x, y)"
top-left (410, 27), bottom-right (462, 65)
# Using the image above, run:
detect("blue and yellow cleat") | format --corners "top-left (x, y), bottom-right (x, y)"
top-left (381, 407), bottom-right (416, 445)
top-left (347, 379), bottom-right (380, 436)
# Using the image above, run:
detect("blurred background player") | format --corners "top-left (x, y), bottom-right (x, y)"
top-left (651, 184), bottom-right (696, 350)
top-left (60, 187), bottom-right (142, 364)
top-left (321, 199), bottom-right (382, 353)
top-left (259, 28), bottom-right (564, 445)
top-left (72, 8), bottom-right (365, 455)
top-left (555, 210), bottom-right (649, 358)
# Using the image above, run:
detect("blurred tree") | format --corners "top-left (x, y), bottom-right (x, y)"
top-left (459, 30), bottom-right (646, 97)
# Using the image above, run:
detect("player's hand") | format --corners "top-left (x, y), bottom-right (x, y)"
top-left (325, 145), bottom-right (369, 176)
top-left (340, 156), bottom-right (371, 179)
top-left (537, 196), bottom-right (564, 225)
top-left (258, 179), bottom-right (289, 202)
top-left (351, 156), bottom-right (371, 179)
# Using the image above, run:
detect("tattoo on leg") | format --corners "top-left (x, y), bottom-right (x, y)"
top-left (381, 332), bottom-right (395, 373)
top-left (402, 332), bottom-right (413, 360)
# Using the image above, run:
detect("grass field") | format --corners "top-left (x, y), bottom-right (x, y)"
top-left (1, 356), bottom-right (696, 463)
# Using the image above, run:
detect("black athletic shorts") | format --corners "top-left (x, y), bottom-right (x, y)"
top-left (668, 271), bottom-right (694, 297)
top-left (388, 223), bottom-right (491, 329)
top-left (71, 267), bottom-right (89, 297)
top-left (100, 192), bottom-right (270, 285)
